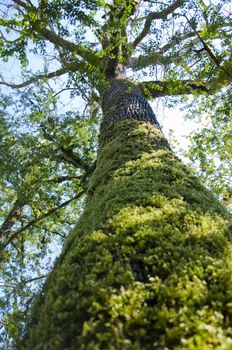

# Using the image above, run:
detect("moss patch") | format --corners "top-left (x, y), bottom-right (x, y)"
top-left (20, 120), bottom-right (232, 350)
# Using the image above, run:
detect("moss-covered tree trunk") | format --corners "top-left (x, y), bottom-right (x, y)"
top-left (21, 79), bottom-right (232, 350)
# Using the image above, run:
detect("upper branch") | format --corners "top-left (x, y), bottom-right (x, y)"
top-left (139, 78), bottom-right (231, 98)
top-left (183, 15), bottom-right (223, 68)
top-left (11, 0), bottom-right (100, 67)
top-left (128, 52), bottom-right (181, 69)
top-left (129, 20), bottom-right (232, 71)
top-left (0, 66), bottom-right (73, 89)
top-left (32, 25), bottom-right (100, 67)
top-left (12, 0), bottom-right (32, 11)
top-left (133, 0), bottom-right (186, 48)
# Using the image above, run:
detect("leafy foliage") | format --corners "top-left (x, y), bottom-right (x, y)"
top-left (0, 86), bottom-right (98, 348)
top-left (186, 87), bottom-right (232, 208)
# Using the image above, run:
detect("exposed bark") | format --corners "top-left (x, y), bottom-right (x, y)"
top-left (100, 78), bottom-right (161, 131)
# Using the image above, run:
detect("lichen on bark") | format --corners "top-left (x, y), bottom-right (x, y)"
top-left (20, 86), bottom-right (232, 350)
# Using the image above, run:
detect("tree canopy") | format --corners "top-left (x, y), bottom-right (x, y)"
top-left (0, 0), bottom-right (231, 347)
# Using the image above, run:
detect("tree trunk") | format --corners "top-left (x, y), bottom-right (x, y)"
top-left (20, 79), bottom-right (232, 350)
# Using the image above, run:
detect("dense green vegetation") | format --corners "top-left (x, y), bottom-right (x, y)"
top-left (0, 0), bottom-right (231, 348)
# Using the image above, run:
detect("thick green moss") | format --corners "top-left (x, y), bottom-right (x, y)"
top-left (20, 121), bottom-right (232, 350)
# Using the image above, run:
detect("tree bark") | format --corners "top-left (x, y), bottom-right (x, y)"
top-left (100, 79), bottom-right (161, 130)
top-left (0, 199), bottom-right (23, 242)
top-left (19, 79), bottom-right (232, 350)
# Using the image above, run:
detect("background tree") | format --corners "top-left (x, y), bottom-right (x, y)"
top-left (0, 0), bottom-right (231, 348)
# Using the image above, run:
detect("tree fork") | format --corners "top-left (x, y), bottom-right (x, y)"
top-left (20, 80), bottom-right (232, 350)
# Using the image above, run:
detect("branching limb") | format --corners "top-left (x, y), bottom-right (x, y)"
top-left (41, 128), bottom-right (92, 172)
top-left (128, 53), bottom-right (181, 69)
top-left (12, 0), bottom-right (33, 11)
top-left (48, 175), bottom-right (83, 184)
top-left (184, 15), bottom-right (222, 68)
top-left (32, 25), bottom-right (100, 66)
top-left (25, 0), bottom-right (34, 6)
top-left (58, 146), bottom-right (91, 171)
top-left (157, 31), bottom-right (198, 54)
top-left (0, 29), bottom-right (20, 43)
top-left (133, 0), bottom-right (186, 48)
top-left (0, 274), bottom-right (47, 289)
top-left (139, 78), bottom-right (230, 98)
top-left (0, 190), bottom-right (85, 253)
top-left (96, 1), bottom-right (142, 76)
top-left (0, 67), bottom-right (68, 89)
top-left (19, 274), bottom-right (47, 285)
top-left (128, 31), bottom-right (201, 69)
top-left (53, 88), bottom-right (80, 98)
top-left (11, 0), bottom-right (100, 66)
top-left (0, 61), bottom-right (89, 89)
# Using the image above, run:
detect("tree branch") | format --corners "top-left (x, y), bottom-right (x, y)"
top-left (0, 199), bottom-right (24, 241)
top-left (32, 25), bottom-right (100, 66)
top-left (128, 53), bottom-right (181, 69)
top-left (0, 66), bottom-right (69, 89)
top-left (19, 274), bottom-right (47, 285)
top-left (184, 15), bottom-right (222, 68)
top-left (0, 274), bottom-right (47, 289)
top-left (58, 147), bottom-right (91, 170)
top-left (139, 78), bottom-right (229, 98)
top-left (156, 31), bottom-right (198, 54)
top-left (12, 0), bottom-right (33, 11)
top-left (130, 20), bottom-right (231, 74)
top-left (41, 128), bottom-right (92, 172)
top-left (48, 175), bottom-right (83, 184)
top-left (0, 190), bottom-right (85, 252)
top-left (128, 31), bottom-right (201, 70)
top-left (11, 0), bottom-right (100, 66)
top-left (133, 0), bottom-right (186, 48)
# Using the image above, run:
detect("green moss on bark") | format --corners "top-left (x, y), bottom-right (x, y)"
top-left (20, 120), bottom-right (232, 350)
